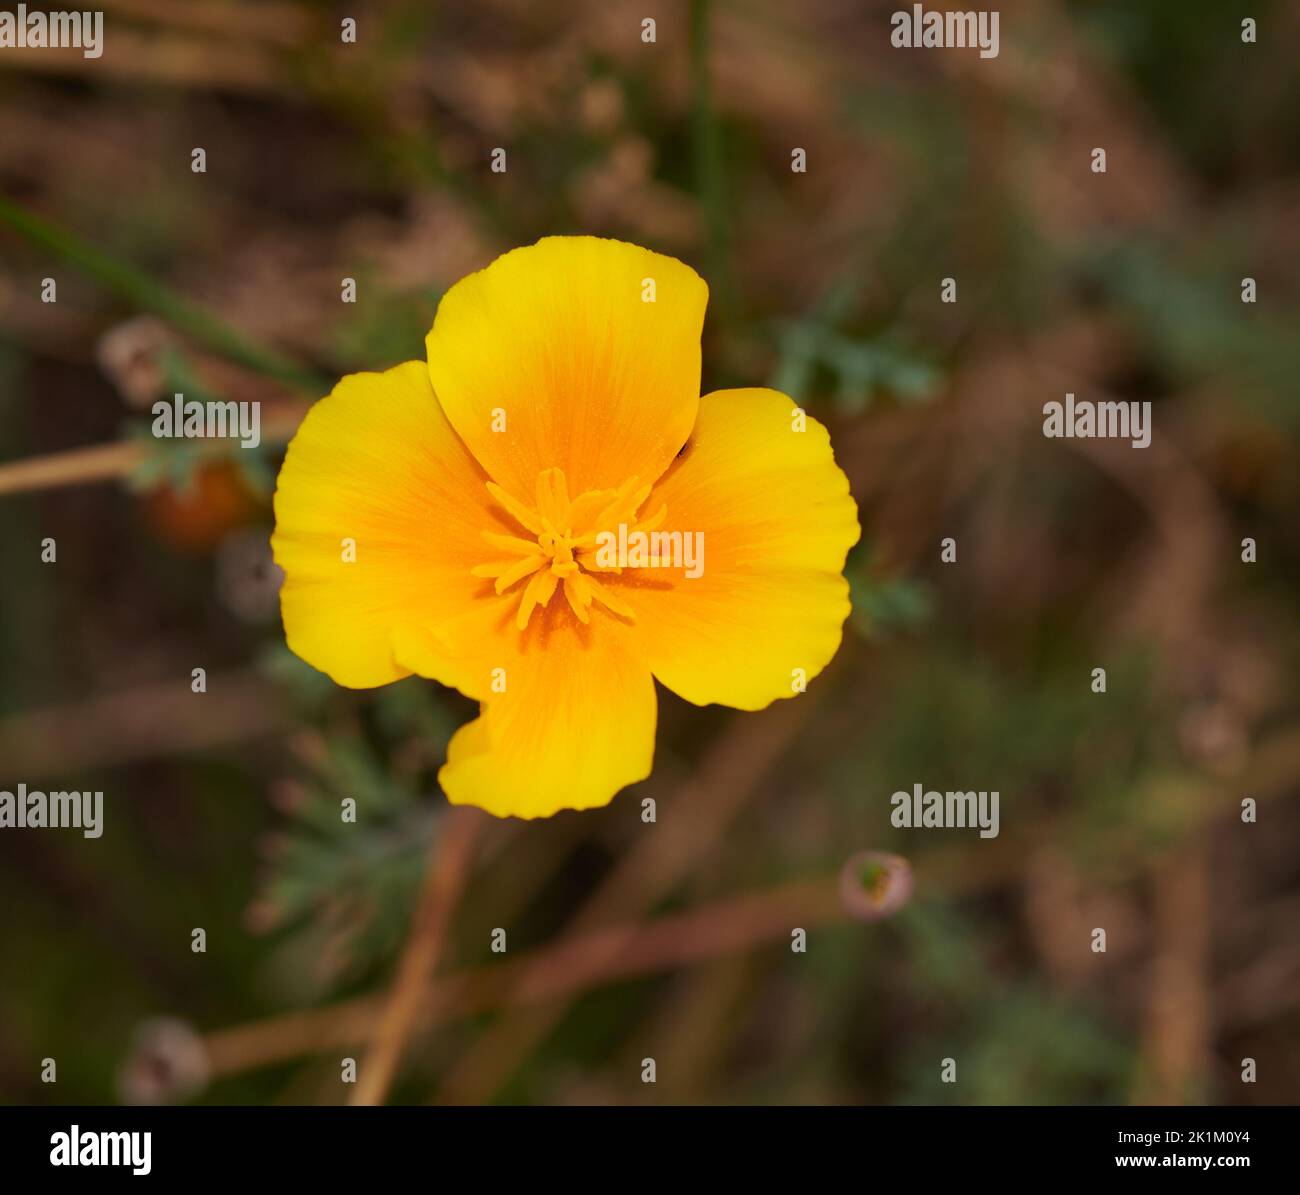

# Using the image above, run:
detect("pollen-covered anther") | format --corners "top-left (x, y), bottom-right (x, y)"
top-left (471, 467), bottom-right (654, 630)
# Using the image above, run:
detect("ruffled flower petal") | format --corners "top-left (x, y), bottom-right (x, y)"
top-left (425, 236), bottom-right (707, 500)
top-left (271, 362), bottom-right (497, 689)
top-left (615, 387), bottom-right (860, 710)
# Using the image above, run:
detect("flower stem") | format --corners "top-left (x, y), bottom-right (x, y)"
top-left (348, 806), bottom-right (482, 1106)
top-left (0, 196), bottom-right (327, 394)
top-left (689, 0), bottom-right (734, 322)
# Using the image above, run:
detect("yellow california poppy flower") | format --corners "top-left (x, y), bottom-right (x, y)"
top-left (271, 236), bottom-right (860, 818)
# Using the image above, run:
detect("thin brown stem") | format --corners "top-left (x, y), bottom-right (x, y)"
top-left (0, 441), bottom-right (144, 497)
top-left (347, 807), bottom-right (482, 1106)
top-left (0, 406), bottom-right (306, 498)
top-left (201, 872), bottom-right (846, 1081)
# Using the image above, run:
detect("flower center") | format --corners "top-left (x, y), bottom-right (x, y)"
top-left (472, 467), bottom-right (665, 630)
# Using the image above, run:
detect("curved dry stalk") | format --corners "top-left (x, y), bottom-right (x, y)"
top-left (200, 872), bottom-right (848, 1082)
top-left (0, 440), bottom-right (144, 496)
top-left (0, 405), bottom-right (307, 498)
top-left (348, 807), bottom-right (482, 1106)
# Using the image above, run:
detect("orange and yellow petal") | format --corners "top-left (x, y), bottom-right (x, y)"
top-left (429, 603), bottom-right (657, 819)
top-left (425, 236), bottom-right (707, 500)
top-left (270, 361), bottom-right (497, 689)
top-left (613, 387), bottom-right (860, 710)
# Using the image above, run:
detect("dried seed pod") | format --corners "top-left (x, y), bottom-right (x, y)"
top-left (839, 850), bottom-right (913, 921)
top-left (117, 1017), bottom-right (210, 1105)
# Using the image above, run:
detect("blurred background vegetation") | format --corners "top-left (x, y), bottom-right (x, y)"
top-left (1, 0), bottom-right (1298, 1106)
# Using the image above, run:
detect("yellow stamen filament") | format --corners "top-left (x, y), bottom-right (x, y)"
top-left (473, 466), bottom-right (662, 629)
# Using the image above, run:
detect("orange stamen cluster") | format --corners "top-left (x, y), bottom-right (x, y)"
top-left (471, 467), bottom-right (666, 630)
